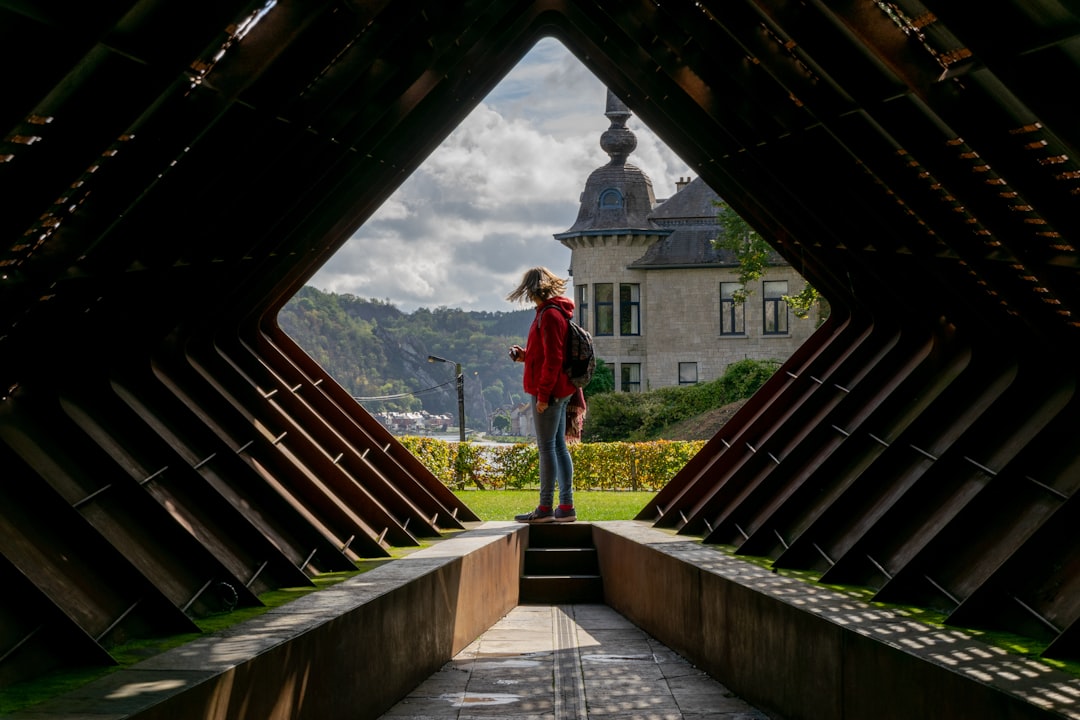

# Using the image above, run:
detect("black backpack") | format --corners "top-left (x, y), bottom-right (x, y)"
top-left (540, 305), bottom-right (596, 389)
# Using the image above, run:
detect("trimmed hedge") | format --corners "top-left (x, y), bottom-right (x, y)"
top-left (397, 436), bottom-right (705, 491)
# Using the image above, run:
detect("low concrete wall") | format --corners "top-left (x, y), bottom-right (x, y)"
top-left (593, 521), bottom-right (1077, 720)
top-left (14, 521), bottom-right (1079, 720)
top-left (9, 523), bottom-right (524, 720)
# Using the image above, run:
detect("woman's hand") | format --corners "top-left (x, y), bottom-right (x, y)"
top-left (508, 344), bottom-right (524, 362)
top-left (536, 400), bottom-right (548, 414)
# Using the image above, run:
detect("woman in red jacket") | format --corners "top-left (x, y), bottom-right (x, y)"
top-left (507, 267), bottom-right (577, 523)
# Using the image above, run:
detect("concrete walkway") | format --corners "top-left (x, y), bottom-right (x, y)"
top-left (379, 604), bottom-right (771, 719)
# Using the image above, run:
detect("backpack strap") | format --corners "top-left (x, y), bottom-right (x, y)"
top-left (538, 303), bottom-right (571, 324)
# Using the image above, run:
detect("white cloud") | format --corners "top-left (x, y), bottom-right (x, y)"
top-left (307, 37), bottom-right (691, 312)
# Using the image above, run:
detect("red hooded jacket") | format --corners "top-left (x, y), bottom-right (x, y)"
top-left (523, 295), bottom-right (578, 402)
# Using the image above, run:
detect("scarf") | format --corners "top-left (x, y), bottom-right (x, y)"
top-left (565, 387), bottom-right (587, 444)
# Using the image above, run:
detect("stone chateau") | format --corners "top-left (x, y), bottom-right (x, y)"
top-left (555, 91), bottom-right (819, 392)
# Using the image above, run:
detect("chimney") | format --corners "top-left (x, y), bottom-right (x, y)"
top-left (675, 176), bottom-right (691, 192)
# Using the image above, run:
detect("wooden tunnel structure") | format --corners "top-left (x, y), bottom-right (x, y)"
top-left (2, 0), bottom-right (1079, 691)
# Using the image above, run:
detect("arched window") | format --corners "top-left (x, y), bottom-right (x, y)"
top-left (598, 188), bottom-right (623, 209)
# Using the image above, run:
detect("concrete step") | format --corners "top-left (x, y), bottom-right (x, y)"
top-left (524, 546), bottom-right (599, 576)
top-left (519, 574), bottom-right (604, 604)
top-left (526, 522), bottom-right (593, 548)
top-left (520, 523), bottom-right (602, 603)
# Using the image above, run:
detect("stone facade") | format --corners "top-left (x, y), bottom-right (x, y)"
top-left (641, 266), bottom-right (816, 388)
top-left (564, 237), bottom-right (816, 392)
top-left (555, 91), bottom-right (818, 392)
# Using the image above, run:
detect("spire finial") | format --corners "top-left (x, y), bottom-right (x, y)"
top-left (600, 88), bottom-right (636, 165)
top-left (605, 88), bottom-right (631, 122)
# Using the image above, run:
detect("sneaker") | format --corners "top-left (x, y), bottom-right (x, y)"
top-left (555, 506), bottom-right (577, 523)
top-left (515, 507), bottom-right (554, 523)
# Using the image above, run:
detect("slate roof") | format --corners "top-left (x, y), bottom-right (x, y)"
top-left (631, 176), bottom-right (783, 268)
top-left (557, 162), bottom-right (665, 235)
top-left (650, 176), bottom-right (720, 220)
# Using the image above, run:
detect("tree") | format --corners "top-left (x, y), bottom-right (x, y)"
top-left (712, 200), bottom-right (822, 320)
top-left (585, 359), bottom-right (615, 396)
top-left (492, 414), bottom-right (511, 433)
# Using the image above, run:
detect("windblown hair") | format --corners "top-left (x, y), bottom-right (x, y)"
top-left (506, 266), bottom-right (568, 304)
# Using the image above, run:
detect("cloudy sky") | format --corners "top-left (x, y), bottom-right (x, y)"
top-left (307, 37), bottom-right (692, 313)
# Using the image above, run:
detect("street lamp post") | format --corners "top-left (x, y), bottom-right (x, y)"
top-left (428, 354), bottom-right (467, 489)
top-left (427, 355), bottom-right (465, 443)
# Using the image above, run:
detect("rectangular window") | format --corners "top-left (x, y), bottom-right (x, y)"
top-left (595, 283), bottom-right (614, 336)
top-left (678, 362), bottom-right (698, 385)
top-left (619, 283), bottom-right (640, 336)
top-left (720, 282), bottom-right (745, 335)
top-left (620, 363), bottom-right (641, 393)
top-left (763, 280), bottom-right (789, 335)
top-left (576, 284), bottom-right (589, 330)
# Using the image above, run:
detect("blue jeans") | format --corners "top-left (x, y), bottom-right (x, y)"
top-left (532, 393), bottom-right (574, 507)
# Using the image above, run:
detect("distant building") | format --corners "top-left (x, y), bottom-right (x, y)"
top-left (371, 410), bottom-right (452, 434)
top-left (509, 403), bottom-right (534, 437)
top-left (555, 90), bottom-right (818, 391)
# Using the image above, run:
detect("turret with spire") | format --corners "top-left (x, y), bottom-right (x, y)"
top-left (551, 89), bottom-right (813, 396)
top-left (555, 89), bottom-right (665, 238)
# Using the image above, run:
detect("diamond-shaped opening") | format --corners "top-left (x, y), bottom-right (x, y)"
top-left (4, 1), bottom-right (1080, 700)
top-left (276, 37), bottom-right (820, 453)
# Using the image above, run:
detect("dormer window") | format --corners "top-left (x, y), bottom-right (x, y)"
top-left (599, 188), bottom-right (623, 209)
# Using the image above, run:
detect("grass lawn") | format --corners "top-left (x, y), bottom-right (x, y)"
top-left (452, 489), bottom-right (656, 521)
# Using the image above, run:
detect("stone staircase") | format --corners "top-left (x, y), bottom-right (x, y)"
top-left (519, 523), bottom-right (603, 604)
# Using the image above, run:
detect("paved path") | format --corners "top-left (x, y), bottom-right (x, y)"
top-left (380, 604), bottom-right (771, 719)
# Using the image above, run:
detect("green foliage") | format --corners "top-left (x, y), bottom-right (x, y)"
top-left (583, 358), bottom-right (780, 442)
top-left (490, 443), bottom-right (540, 489)
top-left (398, 437), bottom-right (703, 491)
top-left (278, 287), bottom-right (534, 424)
top-left (782, 282), bottom-right (822, 320)
top-left (713, 201), bottom-right (825, 322)
top-left (712, 201), bottom-right (772, 303)
top-left (454, 489), bottom-right (657, 521)
top-left (580, 391), bottom-right (644, 442)
top-left (571, 440), bottom-right (705, 490)
top-left (398, 435), bottom-right (456, 484)
top-left (715, 357), bottom-right (781, 398)
top-left (585, 358), bottom-right (615, 396)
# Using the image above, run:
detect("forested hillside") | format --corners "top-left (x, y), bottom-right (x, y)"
top-left (277, 286), bottom-right (536, 428)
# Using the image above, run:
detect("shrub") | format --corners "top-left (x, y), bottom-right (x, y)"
top-left (582, 358), bottom-right (779, 442)
top-left (399, 437), bottom-right (705, 492)
top-left (571, 440), bottom-right (705, 490)
top-left (580, 391), bottom-right (647, 442)
top-left (585, 358), bottom-right (615, 396)
top-left (716, 358), bottom-right (781, 399)
top-left (398, 436), bottom-right (456, 485)
top-left (490, 443), bottom-right (540, 489)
